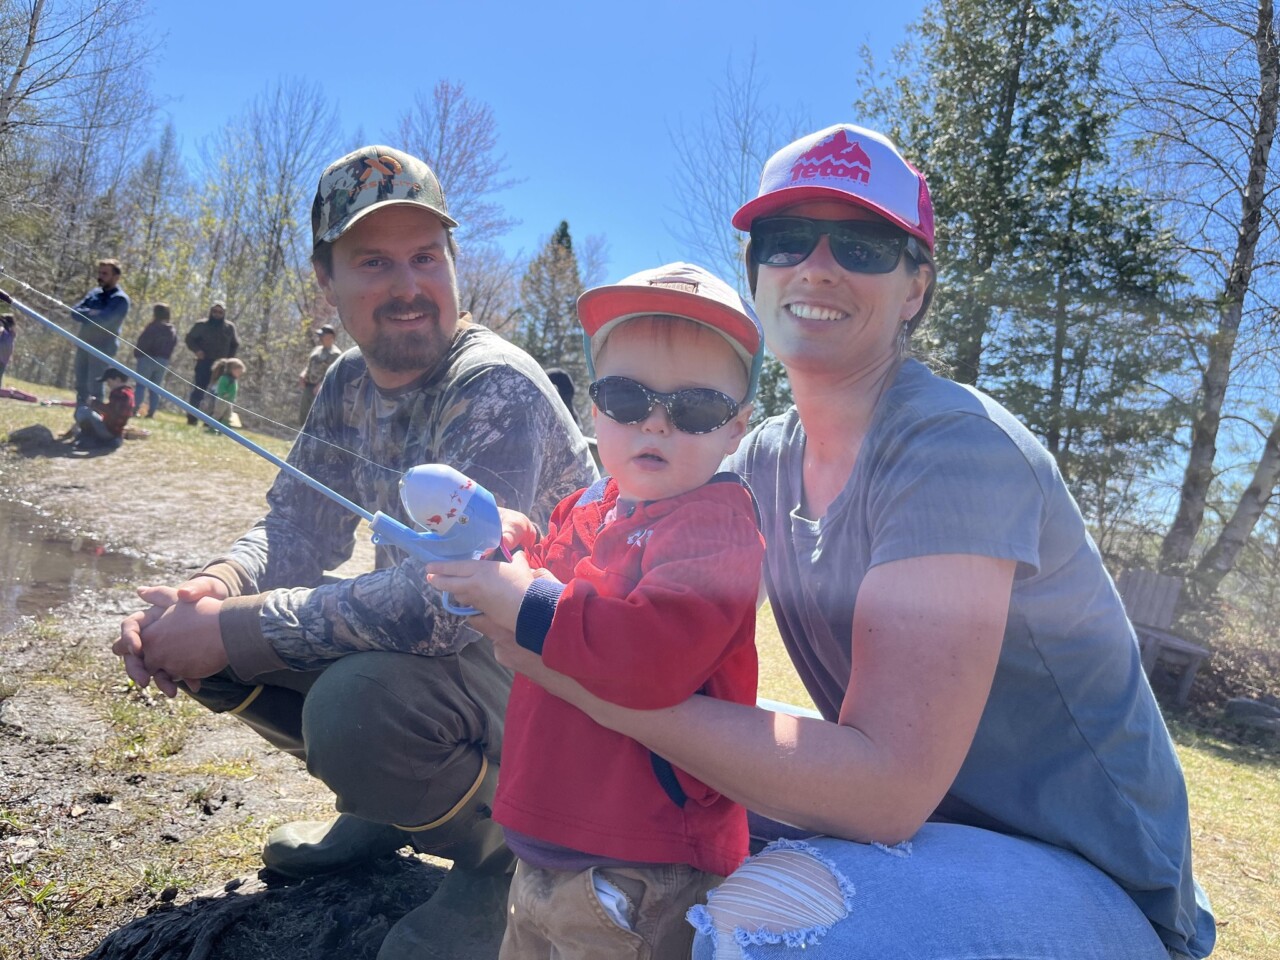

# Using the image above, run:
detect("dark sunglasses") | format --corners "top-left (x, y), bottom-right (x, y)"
top-left (750, 216), bottom-right (924, 274)
top-left (589, 376), bottom-right (741, 435)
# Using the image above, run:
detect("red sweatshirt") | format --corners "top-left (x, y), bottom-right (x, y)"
top-left (495, 474), bottom-right (763, 877)
top-left (95, 385), bottom-right (135, 437)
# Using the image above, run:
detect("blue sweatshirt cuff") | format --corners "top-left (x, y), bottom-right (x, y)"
top-left (516, 578), bottom-right (565, 655)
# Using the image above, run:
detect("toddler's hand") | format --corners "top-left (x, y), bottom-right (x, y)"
top-left (427, 551), bottom-right (546, 633)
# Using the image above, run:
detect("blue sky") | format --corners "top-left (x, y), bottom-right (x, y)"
top-left (147, 1), bottom-right (926, 279)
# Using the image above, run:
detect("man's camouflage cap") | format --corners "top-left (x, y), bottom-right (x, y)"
top-left (311, 145), bottom-right (457, 250)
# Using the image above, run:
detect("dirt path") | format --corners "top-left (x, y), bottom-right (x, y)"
top-left (0, 405), bottom-right (434, 959)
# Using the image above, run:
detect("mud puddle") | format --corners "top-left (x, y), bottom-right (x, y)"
top-left (0, 497), bottom-right (159, 634)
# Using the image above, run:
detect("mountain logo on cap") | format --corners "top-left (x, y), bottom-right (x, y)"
top-left (789, 130), bottom-right (872, 185)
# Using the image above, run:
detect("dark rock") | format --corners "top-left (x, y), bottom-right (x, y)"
top-left (84, 855), bottom-right (444, 960)
top-left (1224, 697), bottom-right (1280, 721)
top-left (1234, 715), bottom-right (1280, 736)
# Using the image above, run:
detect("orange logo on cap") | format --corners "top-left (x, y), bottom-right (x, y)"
top-left (360, 155), bottom-right (403, 181)
top-left (790, 130), bottom-right (872, 185)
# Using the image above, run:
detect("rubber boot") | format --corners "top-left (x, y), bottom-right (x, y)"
top-left (376, 756), bottom-right (513, 960)
top-left (263, 813), bottom-right (410, 879)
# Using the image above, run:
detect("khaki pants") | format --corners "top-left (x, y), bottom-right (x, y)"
top-left (299, 384), bottom-right (317, 425)
top-left (501, 860), bottom-right (722, 960)
top-left (186, 640), bottom-right (511, 827)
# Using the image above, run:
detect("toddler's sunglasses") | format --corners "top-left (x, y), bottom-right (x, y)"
top-left (589, 376), bottom-right (741, 435)
top-left (750, 216), bottom-right (924, 274)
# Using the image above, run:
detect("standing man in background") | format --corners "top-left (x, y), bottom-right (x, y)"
top-left (183, 301), bottom-right (239, 424)
top-left (72, 259), bottom-right (130, 406)
top-left (298, 322), bottom-right (342, 424)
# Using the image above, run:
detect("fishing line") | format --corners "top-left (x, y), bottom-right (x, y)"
top-left (1, 268), bottom-right (506, 612)
top-left (0, 267), bottom-right (401, 479)
top-left (1, 276), bottom-right (379, 523)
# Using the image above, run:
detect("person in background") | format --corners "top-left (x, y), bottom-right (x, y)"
top-left (206, 357), bottom-right (246, 429)
top-left (71, 259), bottom-right (130, 407)
top-left (0, 314), bottom-right (15, 389)
top-left (133, 302), bottom-right (179, 418)
top-left (542, 366), bottom-right (579, 426)
top-left (70, 366), bottom-right (134, 451)
top-left (298, 323), bottom-right (342, 424)
top-left (183, 301), bottom-right (239, 425)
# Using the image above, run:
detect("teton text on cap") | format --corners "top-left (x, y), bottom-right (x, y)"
top-left (790, 130), bottom-right (872, 185)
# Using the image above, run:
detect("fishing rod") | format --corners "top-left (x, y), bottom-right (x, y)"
top-left (0, 276), bottom-right (501, 612)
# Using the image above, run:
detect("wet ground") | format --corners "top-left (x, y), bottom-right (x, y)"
top-left (0, 496), bottom-right (160, 635)
top-left (0, 403), bottom-right (350, 957)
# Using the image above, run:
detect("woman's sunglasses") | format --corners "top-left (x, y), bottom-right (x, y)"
top-left (589, 376), bottom-right (741, 435)
top-left (750, 216), bottom-right (924, 274)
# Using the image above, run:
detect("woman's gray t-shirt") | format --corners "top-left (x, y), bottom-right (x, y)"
top-left (727, 359), bottom-right (1214, 958)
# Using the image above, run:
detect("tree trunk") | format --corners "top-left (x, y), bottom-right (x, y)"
top-left (0, 0), bottom-right (45, 136)
top-left (949, 1), bottom-right (1032, 385)
top-left (1159, 0), bottom-right (1278, 572)
top-left (1190, 413), bottom-right (1280, 601)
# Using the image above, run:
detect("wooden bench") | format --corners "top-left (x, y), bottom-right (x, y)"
top-left (1115, 569), bottom-right (1210, 707)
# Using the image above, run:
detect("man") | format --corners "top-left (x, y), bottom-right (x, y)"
top-left (298, 322), bottom-right (342, 424)
top-left (115, 145), bottom-right (596, 960)
top-left (72, 259), bottom-right (130, 406)
top-left (183, 301), bottom-right (239, 424)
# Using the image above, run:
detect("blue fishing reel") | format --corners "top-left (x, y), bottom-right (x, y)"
top-left (369, 464), bottom-right (504, 615)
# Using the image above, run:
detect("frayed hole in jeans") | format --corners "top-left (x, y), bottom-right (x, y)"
top-left (690, 846), bottom-right (849, 958)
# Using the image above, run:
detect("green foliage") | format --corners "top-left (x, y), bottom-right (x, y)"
top-left (860, 0), bottom-right (1190, 537)
top-left (514, 221), bottom-right (588, 389)
top-left (752, 354), bottom-right (793, 422)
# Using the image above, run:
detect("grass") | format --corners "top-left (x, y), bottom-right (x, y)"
top-left (755, 604), bottom-right (818, 711)
top-left (1173, 720), bottom-right (1280, 956)
top-left (0, 373), bottom-right (290, 483)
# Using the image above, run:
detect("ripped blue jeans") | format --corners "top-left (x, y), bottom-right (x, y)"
top-left (688, 823), bottom-right (1173, 960)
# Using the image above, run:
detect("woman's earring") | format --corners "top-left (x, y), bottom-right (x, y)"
top-left (896, 321), bottom-right (911, 354)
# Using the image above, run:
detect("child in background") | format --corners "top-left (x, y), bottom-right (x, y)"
top-left (71, 366), bottom-right (134, 450)
top-left (206, 357), bottom-right (245, 429)
top-left (427, 262), bottom-right (765, 960)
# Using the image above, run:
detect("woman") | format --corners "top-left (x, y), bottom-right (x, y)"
top-left (493, 124), bottom-right (1215, 959)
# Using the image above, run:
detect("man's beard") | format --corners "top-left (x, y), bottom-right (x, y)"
top-left (359, 295), bottom-right (453, 374)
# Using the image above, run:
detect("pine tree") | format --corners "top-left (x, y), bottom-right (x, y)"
top-left (515, 222), bottom-right (589, 398)
top-left (859, 0), bottom-right (1188, 542)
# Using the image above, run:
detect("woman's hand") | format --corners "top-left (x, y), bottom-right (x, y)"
top-left (486, 553), bottom-right (1014, 845)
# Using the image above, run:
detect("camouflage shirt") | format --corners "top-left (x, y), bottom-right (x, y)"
top-left (208, 322), bottom-right (597, 678)
top-left (300, 342), bottom-right (342, 386)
